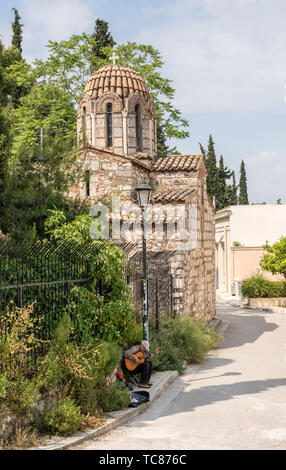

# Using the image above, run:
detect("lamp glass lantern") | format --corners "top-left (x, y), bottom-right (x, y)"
top-left (135, 181), bottom-right (152, 207)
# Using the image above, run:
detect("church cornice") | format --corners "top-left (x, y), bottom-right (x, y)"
top-left (78, 145), bottom-right (152, 171)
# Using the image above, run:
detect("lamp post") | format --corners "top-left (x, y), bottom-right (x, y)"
top-left (135, 181), bottom-right (152, 341)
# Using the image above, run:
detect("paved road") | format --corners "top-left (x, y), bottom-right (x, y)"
top-left (70, 302), bottom-right (286, 450)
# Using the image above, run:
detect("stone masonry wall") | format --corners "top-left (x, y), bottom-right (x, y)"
top-left (68, 149), bottom-right (216, 322)
top-left (68, 148), bottom-right (150, 205)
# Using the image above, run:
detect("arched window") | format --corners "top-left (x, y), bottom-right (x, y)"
top-left (106, 103), bottom-right (113, 147)
top-left (82, 106), bottom-right (87, 136)
top-left (135, 104), bottom-right (142, 151)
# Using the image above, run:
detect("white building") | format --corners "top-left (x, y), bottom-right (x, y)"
top-left (215, 205), bottom-right (286, 296)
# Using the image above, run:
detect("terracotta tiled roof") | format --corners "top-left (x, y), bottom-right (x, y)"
top-left (152, 154), bottom-right (202, 172)
top-left (152, 187), bottom-right (197, 203)
top-left (84, 65), bottom-right (150, 100)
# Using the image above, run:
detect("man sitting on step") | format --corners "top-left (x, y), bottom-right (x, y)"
top-left (122, 340), bottom-right (154, 389)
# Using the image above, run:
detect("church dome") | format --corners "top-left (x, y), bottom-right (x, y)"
top-left (78, 61), bottom-right (157, 157)
top-left (84, 64), bottom-right (150, 100)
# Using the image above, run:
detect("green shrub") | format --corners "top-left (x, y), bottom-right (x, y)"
top-left (74, 387), bottom-right (100, 416)
top-left (42, 397), bottom-right (82, 437)
top-left (169, 316), bottom-right (222, 365)
top-left (241, 275), bottom-right (281, 298)
top-left (0, 374), bottom-right (9, 400)
top-left (102, 382), bottom-right (131, 412)
top-left (45, 210), bottom-right (137, 347)
top-left (122, 321), bottom-right (144, 350)
top-left (273, 282), bottom-right (286, 297)
top-left (260, 237), bottom-right (286, 279)
top-left (149, 315), bottom-right (222, 374)
top-left (65, 286), bottom-right (135, 346)
top-left (149, 330), bottom-right (184, 373)
top-left (36, 348), bottom-right (63, 393)
top-left (7, 376), bottom-right (39, 415)
top-left (69, 341), bottom-right (121, 415)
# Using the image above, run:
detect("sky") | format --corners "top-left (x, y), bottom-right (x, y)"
top-left (1, 0), bottom-right (286, 204)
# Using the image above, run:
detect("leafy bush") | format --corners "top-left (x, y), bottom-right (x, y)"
top-left (35, 314), bottom-right (122, 418)
top-left (150, 330), bottom-right (184, 373)
top-left (42, 397), bottom-right (82, 437)
top-left (241, 275), bottom-right (281, 298)
top-left (260, 237), bottom-right (286, 279)
top-left (273, 282), bottom-right (286, 297)
top-left (73, 387), bottom-right (100, 417)
top-left (0, 302), bottom-right (44, 377)
top-left (65, 286), bottom-right (135, 346)
top-left (0, 374), bottom-right (9, 400)
top-left (45, 209), bottom-right (137, 347)
top-left (70, 341), bottom-right (121, 415)
top-left (150, 315), bottom-right (222, 374)
top-left (122, 321), bottom-right (143, 350)
top-left (7, 376), bottom-right (39, 415)
top-left (170, 316), bottom-right (221, 364)
top-left (36, 349), bottom-right (62, 393)
top-left (102, 382), bottom-right (131, 412)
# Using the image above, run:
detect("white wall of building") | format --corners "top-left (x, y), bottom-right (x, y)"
top-left (229, 205), bottom-right (286, 247)
top-left (215, 205), bottom-right (286, 296)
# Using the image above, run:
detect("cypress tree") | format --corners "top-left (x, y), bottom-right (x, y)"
top-left (157, 122), bottom-right (169, 156)
top-left (200, 135), bottom-right (240, 208)
top-left (205, 135), bottom-right (219, 202)
top-left (216, 155), bottom-right (232, 210)
top-left (199, 143), bottom-right (206, 161)
top-left (229, 171), bottom-right (238, 205)
top-left (91, 18), bottom-right (116, 60)
top-left (224, 171), bottom-right (238, 206)
top-left (0, 41), bottom-right (12, 197)
top-left (9, 9), bottom-right (30, 106)
top-left (11, 8), bottom-right (23, 56)
top-left (239, 160), bottom-right (249, 204)
top-left (156, 122), bottom-right (178, 156)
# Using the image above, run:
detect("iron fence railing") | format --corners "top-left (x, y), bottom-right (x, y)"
top-left (0, 238), bottom-right (176, 370)
top-left (127, 275), bottom-right (174, 333)
top-left (0, 240), bottom-right (102, 348)
top-left (125, 248), bottom-right (177, 331)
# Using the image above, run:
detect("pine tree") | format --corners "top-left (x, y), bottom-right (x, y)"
top-left (239, 160), bottom-right (249, 205)
top-left (91, 18), bottom-right (116, 61)
top-left (11, 8), bottom-right (23, 56)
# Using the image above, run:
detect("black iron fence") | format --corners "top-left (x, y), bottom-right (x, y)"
top-left (126, 249), bottom-right (177, 332)
top-left (0, 239), bottom-right (101, 348)
top-left (0, 239), bottom-right (176, 369)
top-left (127, 275), bottom-right (174, 333)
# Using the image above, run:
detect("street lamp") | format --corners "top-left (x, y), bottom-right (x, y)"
top-left (135, 181), bottom-right (152, 341)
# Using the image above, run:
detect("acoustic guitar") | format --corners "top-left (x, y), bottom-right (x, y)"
top-left (124, 348), bottom-right (162, 372)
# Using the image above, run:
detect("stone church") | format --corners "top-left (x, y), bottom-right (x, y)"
top-left (69, 60), bottom-right (216, 321)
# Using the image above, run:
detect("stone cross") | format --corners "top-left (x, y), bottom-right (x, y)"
top-left (110, 52), bottom-right (119, 65)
